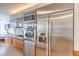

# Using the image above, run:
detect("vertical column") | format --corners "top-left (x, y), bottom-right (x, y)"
top-left (74, 3), bottom-right (79, 54)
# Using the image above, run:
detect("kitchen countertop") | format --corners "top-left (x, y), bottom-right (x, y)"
top-left (5, 35), bottom-right (46, 49)
top-left (5, 35), bottom-right (24, 41)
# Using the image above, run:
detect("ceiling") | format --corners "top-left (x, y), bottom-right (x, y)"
top-left (0, 3), bottom-right (73, 18)
top-left (37, 3), bottom-right (73, 15)
top-left (0, 3), bottom-right (37, 16)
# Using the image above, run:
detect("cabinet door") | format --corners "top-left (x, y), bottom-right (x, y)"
top-left (16, 39), bottom-right (23, 49)
top-left (12, 38), bottom-right (17, 47)
top-left (12, 38), bottom-right (23, 49)
top-left (5, 36), bottom-right (12, 45)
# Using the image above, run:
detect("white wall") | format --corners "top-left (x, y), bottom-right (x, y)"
top-left (74, 3), bottom-right (79, 51)
top-left (0, 15), bottom-right (10, 36)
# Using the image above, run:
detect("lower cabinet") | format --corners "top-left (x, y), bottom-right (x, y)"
top-left (12, 38), bottom-right (23, 49)
top-left (12, 38), bottom-right (17, 47)
top-left (5, 36), bottom-right (12, 45)
top-left (5, 36), bottom-right (23, 49)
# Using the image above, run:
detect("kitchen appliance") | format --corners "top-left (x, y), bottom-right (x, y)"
top-left (36, 9), bottom-right (73, 56)
top-left (49, 9), bottom-right (73, 56)
top-left (36, 15), bottom-right (49, 56)
top-left (23, 11), bottom-right (37, 56)
top-left (36, 3), bottom-right (73, 56)
top-left (24, 4), bottom-right (73, 56)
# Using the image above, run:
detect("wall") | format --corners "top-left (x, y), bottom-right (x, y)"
top-left (0, 15), bottom-right (10, 36)
top-left (74, 3), bottom-right (79, 51)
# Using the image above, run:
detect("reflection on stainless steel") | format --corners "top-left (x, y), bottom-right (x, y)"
top-left (24, 40), bottom-right (35, 56)
top-left (51, 37), bottom-right (73, 56)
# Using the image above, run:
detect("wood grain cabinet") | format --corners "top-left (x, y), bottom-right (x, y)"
top-left (5, 36), bottom-right (12, 45)
top-left (5, 36), bottom-right (23, 49)
top-left (12, 38), bottom-right (23, 49)
top-left (12, 38), bottom-right (17, 47)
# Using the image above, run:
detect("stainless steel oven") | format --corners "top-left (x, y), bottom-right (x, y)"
top-left (23, 11), bottom-right (37, 56)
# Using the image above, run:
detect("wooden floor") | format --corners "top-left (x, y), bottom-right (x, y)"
top-left (0, 41), bottom-right (23, 56)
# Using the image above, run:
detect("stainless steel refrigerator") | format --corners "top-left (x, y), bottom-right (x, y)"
top-left (36, 3), bottom-right (74, 56)
top-left (24, 3), bottom-right (74, 56)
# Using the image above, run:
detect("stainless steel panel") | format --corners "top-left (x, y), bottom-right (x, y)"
top-left (36, 15), bottom-right (49, 56)
top-left (49, 10), bottom-right (73, 56)
top-left (24, 40), bottom-right (35, 56)
top-left (23, 11), bottom-right (37, 56)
